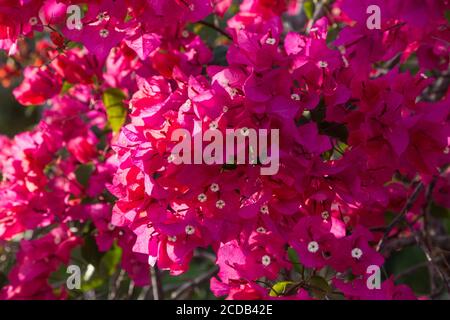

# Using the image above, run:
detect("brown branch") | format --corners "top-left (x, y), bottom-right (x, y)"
top-left (171, 266), bottom-right (218, 299)
top-left (377, 182), bottom-right (424, 251)
top-left (196, 20), bottom-right (232, 40)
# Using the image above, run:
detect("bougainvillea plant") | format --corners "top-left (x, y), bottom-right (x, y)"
top-left (0, 0), bottom-right (449, 300)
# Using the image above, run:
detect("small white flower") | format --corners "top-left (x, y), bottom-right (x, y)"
top-left (291, 93), bottom-right (301, 101)
top-left (107, 223), bottom-right (115, 231)
top-left (216, 200), bottom-right (226, 209)
top-left (307, 241), bottom-right (320, 253)
top-left (197, 193), bottom-right (207, 203)
top-left (260, 205), bottom-right (269, 215)
top-left (240, 127), bottom-right (250, 136)
top-left (209, 121), bottom-right (218, 130)
top-left (210, 183), bottom-right (219, 192)
top-left (229, 88), bottom-right (239, 97)
top-left (167, 154), bottom-right (175, 163)
top-left (318, 61), bottom-right (328, 68)
top-left (29, 17), bottom-right (39, 26)
top-left (256, 227), bottom-right (266, 233)
top-left (99, 29), bottom-right (109, 38)
top-left (261, 255), bottom-right (271, 266)
top-left (97, 12), bottom-right (109, 21)
top-left (185, 225), bottom-right (195, 235)
top-left (321, 211), bottom-right (330, 220)
top-left (182, 30), bottom-right (189, 38)
top-left (265, 37), bottom-right (276, 45)
top-left (188, 4), bottom-right (195, 11)
top-left (343, 216), bottom-right (351, 224)
top-left (351, 248), bottom-right (363, 259)
top-left (168, 236), bottom-right (177, 242)
top-left (222, 106), bottom-right (229, 113)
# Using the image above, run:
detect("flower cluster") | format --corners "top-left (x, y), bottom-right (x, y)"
top-left (0, 0), bottom-right (449, 300)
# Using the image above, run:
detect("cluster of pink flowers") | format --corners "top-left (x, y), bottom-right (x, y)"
top-left (0, 0), bottom-right (449, 300)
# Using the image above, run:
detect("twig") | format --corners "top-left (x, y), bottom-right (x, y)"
top-left (405, 222), bottom-right (450, 293)
top-left (377, 182), bottom-right (424, 251)
top-left (150, 266), bottom-right (164, 300)
top-left (171, 266), bottom-right (218, 299)
top-left (305, 0), bottom-right (328, 34)
top-left (196, 20), bottom-right (232, 40)
top-left (109, 269), bottom-right (125, 300)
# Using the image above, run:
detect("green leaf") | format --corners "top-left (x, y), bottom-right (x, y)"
top-left (99, 243), bottom-right (122, 277)
top-left (308, 276), bottom-right (331, 299)
top-left (430, 203), bottom-right (450, 219)
top-left (81, 277), bottom-right (104, 292)
top-left (287, 247), bottom-right (303, 273)
top-left (326, 25), bottom-right (340, 46)
top-left (213, 45), bottom-right (228, 66)
top-left (75, 163), bottom-right (94, 187)
top-left (318, 121), bottom-right (349, 142)
top-left (304, 0), bottom-right (315, 20)
top-left (445, 10), bottom-right (450, 24)
top-left (102, 88), bottom-right (127, 133)
top-left (81, 234), bottom-right (104, 266)
top-left (385, 246), bottom-right (429, 294)
top-left (61, 81), bottom-right (73, 94)
top-left (269, 281), bottom-right (294, 297)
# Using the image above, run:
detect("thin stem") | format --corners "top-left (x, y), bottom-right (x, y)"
top-left (196, 20), bottom-right (232, 40)
top-left (377, 182), bottom-right (424, 251)
top-left (150, 266), bottom-right (164, 300)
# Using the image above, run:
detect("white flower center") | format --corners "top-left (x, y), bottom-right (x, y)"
top-left (307, 241), bottom-right (319, 253)
top-left (291, 93), bottom-right (301, 101)
top-left (209, 121), bottom-right (218, 130)
top-left (321, 211), bottom-right (330, 220)
top-left (229, 88), bottom-right (238, 97)
top-left (351, 248), bottom-right (363, 259)
top-left (318, 61), bottom-right (328, 68)
top-left (197, 193), bottom-right (207, 203)
top-left (97, 12), bottom-right (109, 21)
top-left (29, 17), bottom-right (39, 26)
top-left (260, 205), bottom-right (269, 214)
top-left (265, 37), bottom-right (276, 45)
top-left (107, 223), bottom-right (115, 231)
top-left (261, 255), bottom-right (271, 266)
top-left (210, 183), bottom-right (219, 192)
top-left (256, 227), bottom-right (266, 233)
top-left (216, 200), bottom-right (225, 209)
top-left (240, 127), bottom-right (250, 136)
top-left (167, 154), bottom-right (175, 163)
top-left (168, 236), bottom-right (177, 242)
top-left (185, 225), bottom-right (195, 235)
top-left (99, 29), bottom-right (109, 38)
